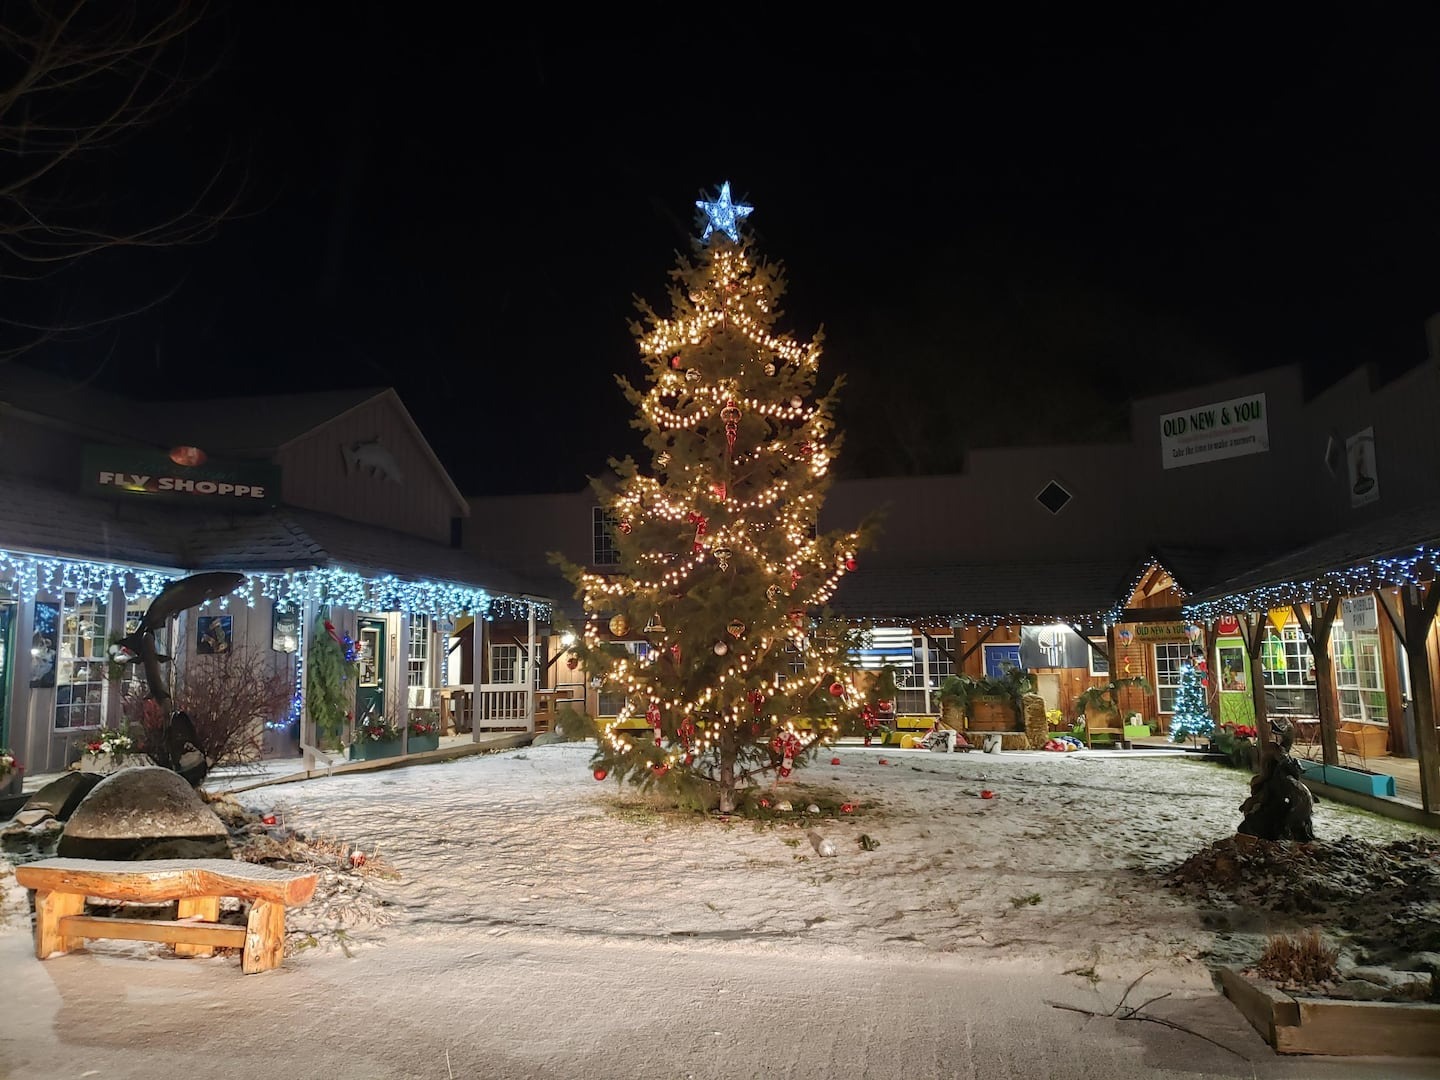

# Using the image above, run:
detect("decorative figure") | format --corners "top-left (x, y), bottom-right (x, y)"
top-left (342, 438), bottom-right (404, 485)
top-left (1237, 720), bottom-right (1314, 842)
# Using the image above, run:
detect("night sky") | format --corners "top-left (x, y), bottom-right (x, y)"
top-left (14, 11), bottom-right (1439, 495)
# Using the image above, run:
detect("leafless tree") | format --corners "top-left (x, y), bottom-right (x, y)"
top-left (0, 1), bottom-right (241, 357)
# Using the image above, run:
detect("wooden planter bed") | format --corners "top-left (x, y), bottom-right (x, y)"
top-left (1219, 966), bottom-right (1440, 1056)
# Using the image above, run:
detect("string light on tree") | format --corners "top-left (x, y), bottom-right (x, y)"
top-left (552, 182), bottom-right (876, 813)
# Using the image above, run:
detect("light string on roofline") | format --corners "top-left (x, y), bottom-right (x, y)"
top-left (0, 548), bottom-right (548, 623)
top-left (1182, 546), bottom-right (1440, 622)
top-left (0, 549), bottom-right (172, 604)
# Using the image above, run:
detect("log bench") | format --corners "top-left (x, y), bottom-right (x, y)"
top-left (15, 857), bottom-right (319, 974)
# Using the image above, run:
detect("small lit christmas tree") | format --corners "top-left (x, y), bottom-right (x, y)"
top-left (1169, 656), bottom-right (1213, 745)
top-left (555, 182), bottom-right (875, 813)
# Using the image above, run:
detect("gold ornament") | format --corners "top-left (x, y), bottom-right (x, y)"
top-left (713, 547), bottom-right (733, 571)
top-left (726, 619), bottom-right (745, 639)
top-left (643, 612), bottom-right (666, 634)
top-left (609, 614), bottom-right (629, 637)
top-left (714, 640), bottom-right (729, 656)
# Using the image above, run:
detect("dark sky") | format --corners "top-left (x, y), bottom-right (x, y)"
top-left (16, 11), bottom-right (1440, 494)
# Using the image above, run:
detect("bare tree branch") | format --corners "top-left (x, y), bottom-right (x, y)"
top-left (0, 0), bottom-right (240, 354)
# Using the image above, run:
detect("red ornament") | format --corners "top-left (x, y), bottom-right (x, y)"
top-left (619, 521), bottom-right (633, 534)
top-left (349, 851), bottom-right (367, 867)
top-left (841, 803), bottom-right (854, 814)
top-left (878, 757), bottom-right (889, 765)
top-left (593, 768), bottom-right (608, 781)
top-left (566, 655), bottom-right (579, 670)
top-left (828, 682), bottom-right (845, 697)
top-left (670, 355), bottom-right (683, 369)
top-left (711, 482), bottom-right (727, 500)
top-left (759, 797), bottom-right (771, 808)
top-left (669, 642), bottom-right (682, 664)
top-left (778, 766), bottom-right (792, 778)
top-left (652, 764), bottom-right (669, 777)
top-left (261, 814), bottom-right (278, 826)
top-left (844, 557), bottom-right (857, 572)
top-left (980, 790), bottom-right (994, 800)
top-left (830, 757), bottom-right (841, 766)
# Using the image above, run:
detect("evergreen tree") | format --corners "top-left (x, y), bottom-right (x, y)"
top-left (555, 182), bottom-right (875, 813)
top-left (307, 612), bottom-right (351, 749)
top-left (1169, 656), bottom-right (1213, 745)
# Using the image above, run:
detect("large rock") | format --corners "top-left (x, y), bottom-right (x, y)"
top-left (57, 766), bottom-right (231, 860)
top-left (9, 772), bottom-right (103, 826)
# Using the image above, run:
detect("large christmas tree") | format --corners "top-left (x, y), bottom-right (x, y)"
top-left (1169, 656), bottom-right (1213, 745)
top-left (556, 182), bottom-right (872, 813)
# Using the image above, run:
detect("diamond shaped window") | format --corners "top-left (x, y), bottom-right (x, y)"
top-left (1035, 480), bottom-right (1072, 515)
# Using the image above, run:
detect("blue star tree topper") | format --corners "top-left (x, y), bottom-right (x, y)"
top-left (696, 181), bottom-right (754, 243)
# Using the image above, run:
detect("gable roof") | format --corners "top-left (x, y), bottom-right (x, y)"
top-left (0, 474), bottom-right (549, 603)
top-left (0, 368), bottom-right (469, 517)
top-left (827, 558), bottom-right (1148, 628)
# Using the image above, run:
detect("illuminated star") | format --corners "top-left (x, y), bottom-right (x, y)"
top-left (696, 181), bottom-right (753, 243)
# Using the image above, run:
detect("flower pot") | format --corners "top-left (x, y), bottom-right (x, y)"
top-left (350, 738), bottom-right (402, 761)
top-left (408, 731), bottom-right (439, 753)
top-left (1, 770), bottom-right (22, 798)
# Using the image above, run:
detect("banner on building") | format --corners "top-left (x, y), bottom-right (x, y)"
top-left (1346, 427), bottom-right (1379, 507)
top-left (1021, 624), bottom-right (1093, 669)
top-left (1341, 595), bottom-right (1378, 633)
top-left (82, 445), bottom-right (280, 508)
top-left (1159, 393), bottom-right (1269, 470)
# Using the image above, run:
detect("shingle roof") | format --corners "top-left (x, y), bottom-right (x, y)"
top-left (828, 559), bottom-right (1146, 626)
top-left (1182, 499), bottom-right (1440, 616)
top-left (0, 475), bottom-right (550, 602)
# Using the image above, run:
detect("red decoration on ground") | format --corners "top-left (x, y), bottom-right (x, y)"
top-left (980, 790), bottom-right (994, 799)
top-left (652, 764), bottom-right (669, 777)
top-left (828, 682), bottom-right (844, 697)
top-left (261, 815), bottom-right (277, 826)
top-left (830, 757), bottom-right (841, 765)
top-left (349, 851), bottom-right (367, 867)
top-left (841, 803), bottom-right (854, 813)
top-left (593, 768), bottom-right (608, 781)
top-left (878, 758), bottom-right (889, 765)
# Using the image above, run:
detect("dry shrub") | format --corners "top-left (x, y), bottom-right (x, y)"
top-left (126, 651), bottom-right (292, 768)
top-left (1254, 927), bottom-right (1339, 985)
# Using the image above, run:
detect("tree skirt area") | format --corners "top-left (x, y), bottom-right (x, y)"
top-left (2, 742), bottom-right (1437, 1080)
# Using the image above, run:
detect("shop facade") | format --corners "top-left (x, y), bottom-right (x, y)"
top-left (0, 368), bottom-right (550, 778)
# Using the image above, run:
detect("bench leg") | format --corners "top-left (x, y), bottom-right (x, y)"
top-left (175, 896), bottom-right (221, 957)
top-left (242, 900), bottom-right (285, 973)
top-left (33, 889), bottom-right (86, 959)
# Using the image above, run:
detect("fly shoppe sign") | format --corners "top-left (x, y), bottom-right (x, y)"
top-left (82, 445), bottom-right (281, 508)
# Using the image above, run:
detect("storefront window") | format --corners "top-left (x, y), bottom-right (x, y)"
top-left (55, 596), bottom-right (108, 730)
top-left (1153, 642), bottom-right (1192, 714)
top-left (1331, 627), bottom-right (1386, 723)
top-left (1261, 625), bottom-right (1317, 717)
top-left (892, 632), bottom-right (952, 715)
top-left (408, 615), bottom-right (431, 689)
top-left (596, 641), bottom-right (649, 716)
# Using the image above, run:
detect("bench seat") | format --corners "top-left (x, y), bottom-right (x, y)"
top-left (15, 857), bottom-right (319, 974)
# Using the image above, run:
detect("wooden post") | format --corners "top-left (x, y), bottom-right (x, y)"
top-left (299, 594), bottom-right (317, 771)
top-left (242, 900), bottom-right (286, 974)
top-left (175, 895), bottom-right (221, 957)
top-left (33, 888), bottom-right (86, 958)
top-left (1297, 599), bottom-right (1342, 766)
top-left (526, 601), bottom-right (537, 734)
top-left (1402, 584), bottom-right (1440, 812)
top-left (1241, 612), bottom-right (1272, 749)
top-left (471, 611), bottom-right (485, 743)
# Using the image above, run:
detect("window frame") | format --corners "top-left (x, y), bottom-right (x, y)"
top-left (592, 507), bottom-right (621, 566)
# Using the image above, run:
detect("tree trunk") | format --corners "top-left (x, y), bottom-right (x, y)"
top-left (1304, 599), bottom-right (1342, 767)
top-left (1242, 612), bottom-right (1273, 750)
top-left (718, 724), bottom-right (737, 814)
top-left (1402, 584), bottom-right (1440, 812)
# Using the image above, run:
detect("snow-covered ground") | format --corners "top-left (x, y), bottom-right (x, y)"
top-left (2, 742), bottom-right (1435, 1079)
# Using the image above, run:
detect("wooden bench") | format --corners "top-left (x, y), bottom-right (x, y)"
top-left (15, 857), bottom-right (319, 974)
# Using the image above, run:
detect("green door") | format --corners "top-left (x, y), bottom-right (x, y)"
top-left (356, 617), bottom-right (387, 726)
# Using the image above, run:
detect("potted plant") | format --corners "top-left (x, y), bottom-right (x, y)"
top-left (408, 711), bottom-right (441, 753)
top-left (1072, 676), bottom-right (1152, 746)
top-left (934, 668), bottom-right (1033, 731)
top-left (80, 727), bottom-right (135, 773)
top-left (350, 713), bottom-right (403, 760)
top-left (0, 747), bottom-right (22, 797)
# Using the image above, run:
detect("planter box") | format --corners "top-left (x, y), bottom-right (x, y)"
top-left (350, 738), bottom-right (402, 761)
top-left (968, 698), bottom-right (1018, 731)
top-left (1220, 966), bottom-right (1440, 1056)
top-left (408, 731), bottom-right (439, 753)
top-left (1298, 759), bottom-right (1396, 798)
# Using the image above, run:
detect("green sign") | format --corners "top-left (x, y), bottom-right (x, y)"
top-left (81, 445), bottom-right (280, 508)
top-left (1134, 621), bottom-right (1189, 640)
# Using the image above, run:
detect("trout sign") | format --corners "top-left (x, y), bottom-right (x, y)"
top-left (1159, 393), bottom-right (1269, 470)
